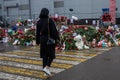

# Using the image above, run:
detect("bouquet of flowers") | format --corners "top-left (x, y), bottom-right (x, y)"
top-left (9, 27), bottom-right (36, 46)
top-left (0, 28), bottom-right (5, 40)
top-left (19, 28), bottom-right (36, 46)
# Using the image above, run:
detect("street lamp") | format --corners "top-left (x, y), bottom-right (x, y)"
top-left (69, 8), bottom-right (73, 12)
top-left (69, 8), bottom-right (74, 24)
top-left (28, 0), bottom-right (31, 19)
top-left (2, 0), bottom-right (4, 21)
top-left (69, 8), bottom-right (74, 18)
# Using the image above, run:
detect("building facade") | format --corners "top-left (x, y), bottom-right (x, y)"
top-left (0, 0), bottom-right (120, 22)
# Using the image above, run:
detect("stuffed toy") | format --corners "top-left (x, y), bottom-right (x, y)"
top-left (74, 34), bottom-right (89, 50)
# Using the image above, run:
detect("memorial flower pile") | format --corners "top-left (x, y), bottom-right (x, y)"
top-left (58, 25), bottom-right (120, 50)
top-left (1, 15), bottom-right (120, 49)
top-left (8, 27), bottom-right (36, 46)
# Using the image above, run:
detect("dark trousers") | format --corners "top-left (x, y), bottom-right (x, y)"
top-left (43, 56), bottom-right (54, 68)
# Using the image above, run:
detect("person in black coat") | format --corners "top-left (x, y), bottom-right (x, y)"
top-left (36, 8), bottom-right (60, 76)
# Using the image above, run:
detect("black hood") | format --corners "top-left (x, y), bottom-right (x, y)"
top-left (39, 8), bottom-right (49, 18)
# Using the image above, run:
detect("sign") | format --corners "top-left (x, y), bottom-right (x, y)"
top-left (109, 0), bottom-right (116, 24)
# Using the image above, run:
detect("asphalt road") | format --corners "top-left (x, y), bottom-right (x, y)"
top-left (50, 47), bottom-right (120, 80)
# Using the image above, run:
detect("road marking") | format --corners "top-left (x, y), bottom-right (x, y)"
top-left (0, 46), bottom-right (112, 80)
top-left (0, 56), bottom-right (73, 69)
top-left (0, 65), bottom-right (47, 79)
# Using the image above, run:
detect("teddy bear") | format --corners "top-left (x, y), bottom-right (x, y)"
top-left (74, 34), bottom-right (89, 50)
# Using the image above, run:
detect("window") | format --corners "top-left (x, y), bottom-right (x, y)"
top-left (19, 4), bottom-right (29, 10)
top-left (4, 0), bottom-right (13, 1)
top-left (54, 1), bottom-right (64, 8)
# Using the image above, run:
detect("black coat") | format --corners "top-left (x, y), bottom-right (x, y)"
top-left (36, 18), bottom-right (59, 58)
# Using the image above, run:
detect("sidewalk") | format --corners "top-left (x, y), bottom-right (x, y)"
top-left (0, 43), bottom-right (28, 52)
